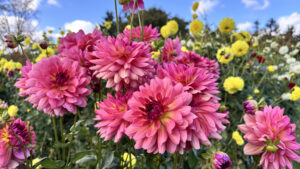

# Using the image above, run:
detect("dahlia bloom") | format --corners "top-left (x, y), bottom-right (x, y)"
top-left (243, 100), bottom-right (258, 115)
top-left (0, 119), bottom-right (36, 169)
top-left (58, 29), bottom-right (102, 67)
top-left (211, 152), bottom-right (232, 169)
top-left (122, 0), bottom-right (144, 11)
top-left (124, 77), bottom-right (196, 154)
top-left (86, 34), bottom-right (156, 92)
top-left (161, 37), bottom-right (184, 62)
top-left (94, 92), bottom-right (131, 142)
top-left (123, 25), bottom-right (160, 43)
top-left (238, 105), bottom-right (300, 169)
top-left (15, 55), bottom-right (91, 116)
top-left (14, 60), bottom-right (32, 97)
top-left (176, 51), bottom-right (219, 78)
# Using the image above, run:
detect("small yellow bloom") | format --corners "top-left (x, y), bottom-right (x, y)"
top-left (166, 20), bottom-right (179, 35)
top-left (192, 13), bottom-right (198, 20)
top-left (124, 25), bottom-right (131, 31)
top-left (267, 65), bottom-right (275, 72)
top-left (216, 47), bottom-right (234, 64)
top-left (189, 20), bottom-right (204, 36)
top-left (60, 30), bottom-right (65, 36)
top-left (121, 152), bottom-right (136, 169)
top-left (24, 37), bottom-right (31, 46)
top-left (253, 89), bottom-right (260, 94)
top-left (290, 86), bottom-right (300, 101)
top-left (240, 31), bottom-right (251, 41)
top-left (8, 105), bottom-right (18, 117)
top-left (32, 43), bottom-right (39, 50)
top-left (230, 33), bottom-right (242, 42)
top-left (48, 30), bottom-right (53, 34)
top-left (219, 17), bottom-right (235, 34)
top-left (248, 95), bottom-right (253, 100)
top-left (27, 109), bottom-right (31, 112)
top-left (15, 62), bottom-right (22, 69)
top-left (192, 1), bottom-right (199, 11)
top-left (232, 131), bottom-right (244, 146)
top-left (231, 40), bottom-right (249, 57)
top-left (32, 158), bottom-right (42, 169)
top-left (151, 50), bottom-right (161, 60)
top-left (4, 60), bottom-right (16, 71)
top-left (252, 42), bottom-right (259, 47)
top-left (181, 46), bottom-right (189, 52)
top-left (160, 25), bottom-right (170, 38)
top-left (104, 21), bottom-right (113, 30)
top-left (223, 76), bottom-right (245, 94)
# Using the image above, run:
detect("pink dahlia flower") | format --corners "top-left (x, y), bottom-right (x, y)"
top-left (94, 92), bottom-right (132, 143)
top-left (177, 51), bottom-right (220, 78)
top-left (86, 34), bottom-right (156, 92)
top-left (238, 105), bottom-right (300, 169)
top-left (15, 60), bottom-right (32, 97)
top-left (211, 152), bottom-right (232, 169)
top-left (123, 0), bottom-right (144, 11)
top-left (15, 55), bottom-right (91, 116)
top-left (161, 37), bottom-right (184, 62)
top-left (58, 29), bottom-right (102, 68)
top-left (157, 62), bottom-right (228, 149)
top-left (124, 77), bottom-right (196, 154)
top-left (123, 25), bottom-right (160, 43)
top-left (0, 119), bottom-right (36, 169)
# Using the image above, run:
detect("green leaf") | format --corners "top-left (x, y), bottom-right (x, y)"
top-left (188, 151), bottom-right (198, 168)
top-left (53, 141), bottom-right (70, 148)
top-left (39, 158), bottom-right (65, 169)
top-left (102, 151), bottom-right (115, 169)
top-left (71, 150), bottom-right (96, 163)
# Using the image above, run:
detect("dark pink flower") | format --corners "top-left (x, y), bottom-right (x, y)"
top-left (161, 37), bottom-right (184, 62)
top-left (211, 152), bottom-right (232, 169)
top-left (123, 0), bottom-right (144, 11)
top-left (14, 60), bottom-right (32, 97)
top-left (123, 25), bottom-right (160, 43)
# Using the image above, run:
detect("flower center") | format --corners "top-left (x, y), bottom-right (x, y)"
top-left (55, 72), bottom-right (69, 86)
top-left (141, 97), bottom-right (164, 121)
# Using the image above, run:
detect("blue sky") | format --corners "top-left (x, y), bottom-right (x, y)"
top-left (19, 0), bottom-right (300, 35)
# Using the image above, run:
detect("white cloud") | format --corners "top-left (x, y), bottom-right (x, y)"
top-left (12, 0), bottom-right (41, 11)
top-left (194, 0), bottom-right (218, 15)
top-left (47, 0), bottom-right (60, 6)
top-left (277, 12), bottom-right (300, 34)
top-left (241, 0), bottom-right (270, 10)
top-left (64, 20), bottom-right (95, 33)
top-left (237, 22), bottom-right (253, 31)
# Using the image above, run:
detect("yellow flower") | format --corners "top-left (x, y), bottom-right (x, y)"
top-left (15, 62), bottom-right (22, 69)
top-left (4, 60), bottom-right (16, 71)
top-left (32, 158), bottom-right (42, 169)
top-left (0, 50), bottom-right (2, 56)
top-left (231, 40), bottom-right (249, 57)
top-left (8, 105), bottom-right (18, 117)
top-left (166, 20), bottom-right (179, 35)
top-left (160, 25), bottom-right (170, 38)
top-left (181, 46), bottom-right (189, 52)
top-left (248, 95), bottom-right (253, 100)
top-left (253, 88), bottom-right (260, 94)
top-left (48, 30), bottom-right (53, 34)
top-left (192, 13), bottom-right (198, 20)
top-left (252, 42), bottom-right (259, 47)
top-left (0, 58), bottom-right (7, 66)
top-left (232, 131), bottom-right (244, 146)
top-left (223, 76), bottom-right (244, 94)
top-left (230, 33), bottom-right (242, 42)
top-left (240, 31), bottom-right (251, 41)
top-left (219, 17), bottom-right (235, 34)
top-left (121, 152), bottom-right (136, 169)
top-left (216, 47), bottom-right (234, 64)
top-left (151, 50), bottom-right (161, 60)
top-left (27, 109), bottom-right (31, 112)
top-left (192, 1), bottom-right (199, 11)
top-left (189, 20), bottom-right (204, 36)
top-left (24, 37), bottom-right (31, 46)
top-left (60, 30), bottom-right (65, 36)
top-left (124, 25), bottom-right (131, 31)
top-left (104, 21), bottom-right (113, 30)
top-left (32, 43), bottom-right (39, 50)
top-left (290, 86), bottom-right (300, 101)
top-left (267, 65), bottom-right (275, 72)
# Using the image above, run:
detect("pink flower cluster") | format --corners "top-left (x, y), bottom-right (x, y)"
top-left (239, 105), bottom-right (300, 169)
top-left (0, 119), bottom-right (36, 169)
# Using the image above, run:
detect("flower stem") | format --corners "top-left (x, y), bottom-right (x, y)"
top-left (129, 0), bottom-right (137, 42)
top-left (51, 116), bottom-right (61, 160)
top-left (128, 140), bottom-right (133, 169)
top-left (114, 0), bottom-right (120, 34)
top-left (137, 10), bottom-right (144, 41)
top-left (257, 71), bottom-right (268, 88)
top-left (27, 121), bottom-right (33, 168)
top-left (97, 137), bottom-right (102, 169)
top-left (65, 112), bottom-right (78, 169)
top-left (59, 117), bottom-right (66, 161)
top-left (19, 44), bottom-right (29, 60)
top-left (177, 154), bottom-right (184, 169)
top-left (172, 153), bottom-right (178, 169)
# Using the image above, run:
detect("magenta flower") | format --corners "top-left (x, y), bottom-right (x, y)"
top-left (58, 29), bottom-right (102, 68)
top-left (123, 25), bottom-right (160, 43)
top-left (14, 60), bottom-right (32, 97)
top-left (15, 55), bottom-right (91, 116)
top-left (177, 51), bottom-right (220, 78)
top-left (243, 100), bottom-right (258, 115)
top-left (238, 105), bottom-right (300, 169)
top-left (124, 77), bottom-right (196, 154)
top-left (123, 0), bottom-right (144, 11)
top-left (94, 92), bottom-right (132, 143)
top-left (161, 37), bottom-right (184, 62)
top-left (0, 119), bottom-right (36, 169)
top-left (211, 152), bottom-right (232, 169)
top-left (157, 62), bottom-right (228, 149)
top-left (86, 34), bottom-right (156, 92)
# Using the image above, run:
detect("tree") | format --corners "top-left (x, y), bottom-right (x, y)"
top-left (254, 20), bottom-right (259, 34)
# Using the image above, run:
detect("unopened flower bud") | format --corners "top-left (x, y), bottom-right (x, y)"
top-left (243, 100), bottom-right (258, 115)
top-left (211, 152), bottom-right (232, 169)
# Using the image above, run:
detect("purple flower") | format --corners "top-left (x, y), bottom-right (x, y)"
top-left (211, 152), bottom-right (232, 169)
top-left (243, 100), bottom-right (258, 115)
top-left (4, 35), bottom-right (17, 49)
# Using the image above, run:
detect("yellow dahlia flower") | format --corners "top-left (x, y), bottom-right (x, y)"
top-left (216, 47), bottom-right (234, 64)
top-left (189, 20), bottom-right (204, 36)
top-left (166, 20), bottom-right (179, 35)
top-left (223, 76), bottom-right (244, 94)
top-left (231, 40), bottom-right (249, 57)
top-left (219, 17), bottom-right (235, 34)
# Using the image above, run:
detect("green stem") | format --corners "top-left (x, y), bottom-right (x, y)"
top-left (65, 113), bottom-right (78, 169)
top-left (177, 154), bottom-right (184, 169)
top-left (257, 71), bottom-right (268, 88)
top-left (52, 116), bottom-right (61, 160)
top-left (19, 45), bottom-right (29, 60)
top-left (172, 153), bottom-right (178, 169)
top-left (7, 122), bottom-right (29, 169)
top-left (137, 10), bottom-right (144, 41)
top-left (141, 155), bottom-right (144, 169)
top-left (114, 0), bottom-right (120, 34)
top-left (129, 0), bottom-right (137, 42)
top-left (97, 137), bottom-right (102, 169)
top-left (59, 117), bottom-right (66, 161)
top-left (128, 140), bottom-right (132, 169)
top-left (157, 154), bottom-right (161, 169)
top-left (27, 121), bottom-right (33, 168)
